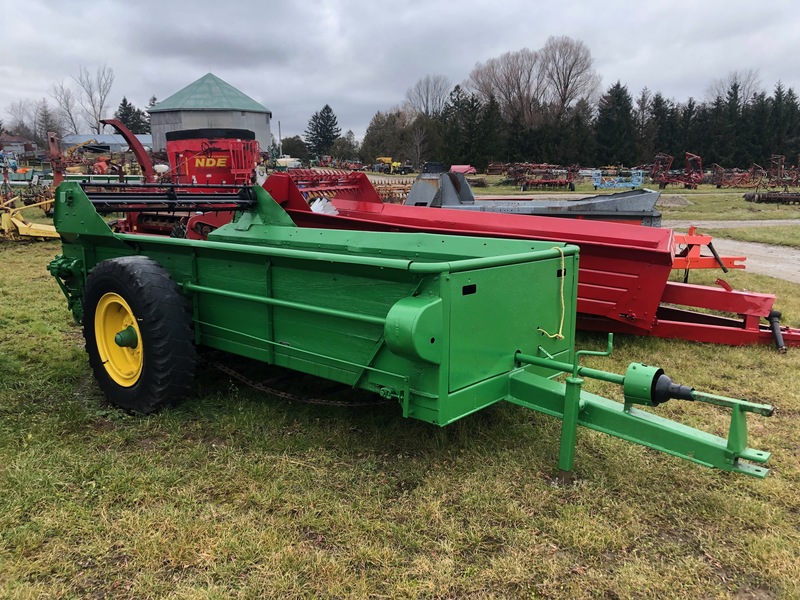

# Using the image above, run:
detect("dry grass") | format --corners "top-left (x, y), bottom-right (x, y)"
top-left (1, 234), bottom-right (799, 599)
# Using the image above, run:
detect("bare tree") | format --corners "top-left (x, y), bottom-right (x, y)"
top-left (5, 100), bottom-right (36, 140)
top-left (705, 69), bottom-right (762, 105)
top-left (51, 81), bottom-right (82, 135)
top-left (467, 48), bottom-right (547, 126)
top-left (404, 122), bottom-right (428, 168)
top-left (75, 64), bottom-right (115, 134)
top-left (540, 36), bottom-right (600, 120)
top-left (405, 74), bottom-right (452, 117)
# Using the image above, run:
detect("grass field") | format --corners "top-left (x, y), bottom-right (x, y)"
top-left (1, 193), bottom-right (800, 597)
top-left (702, 225), bottom-right (800, 249)
top-left (655, 189), bottom-right (800, 222)
top-left (463, 175), bottom-right (800, 222)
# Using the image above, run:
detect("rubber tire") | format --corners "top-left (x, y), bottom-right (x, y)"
top-left (83, 256), bottom-right (196, 413)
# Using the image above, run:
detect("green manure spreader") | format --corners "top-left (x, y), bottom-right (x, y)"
top-left (48, 182), bottom-right (773, 480)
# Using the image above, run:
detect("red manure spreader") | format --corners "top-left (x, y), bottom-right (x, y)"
top-left (95, 123), bottom-right (799, 351)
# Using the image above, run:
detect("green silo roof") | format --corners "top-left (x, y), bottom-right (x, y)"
top-left (149, 73), bottom-right (270, 114)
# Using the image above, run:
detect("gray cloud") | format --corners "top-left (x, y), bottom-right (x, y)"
top-left (3, 0), bottom-right (799, 140)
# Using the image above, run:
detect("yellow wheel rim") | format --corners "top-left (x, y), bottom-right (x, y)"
top-left (95, 292), bottom-right (143, 387)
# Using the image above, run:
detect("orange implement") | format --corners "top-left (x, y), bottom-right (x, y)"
top-left (672, 226), bottom-right (746, 272)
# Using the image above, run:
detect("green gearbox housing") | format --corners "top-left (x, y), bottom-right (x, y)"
top-left (48, 182), bottom-right (773, 480)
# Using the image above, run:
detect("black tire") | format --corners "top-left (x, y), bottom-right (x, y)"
top-left (83, 256), bottom-right (196, 413)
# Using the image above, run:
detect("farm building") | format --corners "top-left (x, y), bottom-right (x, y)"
top-left (149, 73), bottom-right (272, 151)
top-left (0, 134), bottom-right (38, 157)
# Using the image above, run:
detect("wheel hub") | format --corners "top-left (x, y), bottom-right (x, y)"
top-left (95, 293), bottom-right (143, 387)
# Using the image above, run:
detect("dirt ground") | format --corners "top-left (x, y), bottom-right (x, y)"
top-left (663, 219), bottom-right (800, 284)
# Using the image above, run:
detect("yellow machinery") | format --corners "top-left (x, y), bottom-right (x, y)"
top-left (65, 139), bottom-right (98, 161)
top-left (375, 157), bottom-right (411, 175)
top-left (1, 195), bottom-right (59, 240)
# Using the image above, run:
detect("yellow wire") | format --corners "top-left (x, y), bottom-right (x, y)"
top-left (536, 246), bottom-right (566, 340)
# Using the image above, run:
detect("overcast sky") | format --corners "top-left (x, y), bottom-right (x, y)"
top-left (3, 0), bottom-right (797, 141)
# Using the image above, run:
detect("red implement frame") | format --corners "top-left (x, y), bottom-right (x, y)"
top-left (47, 131), bottom-right (66, 187)
top-left (711, 163), bottom-right (765, 188)
top-left (259, 172), bottom-right (798, 349)
top-left (101, 119), bottom-right (157, 183)
top-left (650, 152), bottom-right (704, 189)
top-left (765, 155), bottom-right (800, 187)
top-left (510, 163), bottom-right (578, 191)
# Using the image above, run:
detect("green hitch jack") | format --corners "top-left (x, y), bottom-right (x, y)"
top-left (557, 376), bottom-right (583, 485)
top-left (558, 335), bottom-right (617, 483)
top-left (512, 334), bottom-right (774, 480)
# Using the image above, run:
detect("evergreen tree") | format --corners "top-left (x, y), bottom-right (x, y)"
top-left (726, 82), bottom-right (747, 165)
top-left (741, 92), bottom-right (770, 165)
top-left (34, 99), bottom-right (63, 147)
top-left (136, 108), bottom-right (151, 134)
top-left (650, 93), bottom-right (680, 157)
top-left (361, 111), bottom-right (405, 163)
top-left (145, 96), bottom-right (157, 134)
top-left (440, 86), bottom-right (484, 166)
top-left (440, 86), bottom-right (468, 165)
top-left (705, 95), bottom-right (733, 165)
top-left (114, 97), bottom-right (150, 134)
top-left (633, 87), bottom-right (656, 164)
top-left (690, 103), bottom-right (712, 162)
top-left (115, 97), bottom-right (136, 127)
top-left (330, 130), bottom-right (360, 159)
top-left (478, 95), bottom-right (506, 167)
top-left (782, 87), bottom-right (800, 159)
top-left (460, 94), bottom-right (484, 166)
top-left (505, 113), bottom-right (532, 162)
top-left (560, 99), bottom-right (596, 165)
top-left (768, 82), bottom-right (787, 153)
top-left (594, 82), bottom-right (635, 165)
top-left (304, 105), bottom-right (341, 156)
top-left (679, 98), bottom-right (700, 158)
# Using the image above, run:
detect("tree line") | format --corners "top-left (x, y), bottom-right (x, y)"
top-left (293, 38), bottom-right (800, 171)
top-left (7, 44), bottom-right (800, 172)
